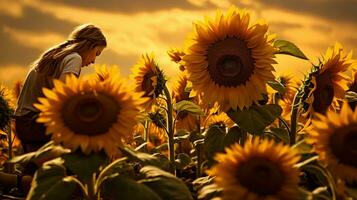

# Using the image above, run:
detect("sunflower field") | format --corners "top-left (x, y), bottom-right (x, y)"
top-left (1, 6), bottom-right (357, 200)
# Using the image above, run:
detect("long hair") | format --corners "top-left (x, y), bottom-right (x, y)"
top-left (33, 24), bottom-right (107, 77)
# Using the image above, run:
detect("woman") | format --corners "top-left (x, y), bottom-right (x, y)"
top-left (14, 24), bottom-right (107, 154)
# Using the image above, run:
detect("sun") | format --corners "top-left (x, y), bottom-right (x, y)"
top-left (208, 139), bottom-right (300, 200)
top-left (307, 102), bottom-right (357, 182)
top-left (35, 75), bottom-right (145, 157)
top-left (183, 6), bottom-right (277, 111)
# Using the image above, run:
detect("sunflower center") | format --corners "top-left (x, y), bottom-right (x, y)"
top-left (207, 37), bottom-right (254, 87)
top-left (312, 72), bottom-right (334, 114)
top-left (330, 124), bottom-right (357, 167)
top-left (142, 70), bottom-right (156, 97)
top-left (236, 157), bottom-right (284, 195)
top-left (218, 56), bottom-right (242, 77)
top-left (62, 92), bottom-right (119, 136)
top-left (76, 100), bottom-right (102, 122)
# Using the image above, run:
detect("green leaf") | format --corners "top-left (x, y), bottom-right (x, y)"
top-left (295, 155), bottom-right (318, 168)
top-left (174, 132), bottom-right (190, 143)
top-left (9, 141), bottom-right (70, 165)
top-left (153, 143), bottom-right (168, 152)
top-left (311, 187), bottom-right (331, 200)
top-left (42, 176), bottom-right (81, 200)
top-left (292, 139), bottom-right (313, 154)
top-left (27, 158), bottom-right (79, 200)
top-left (175, 153), bottom-right (191, 169)
top-left (298, 187), bottom-right (313, 200)
top-left (223, 126), bottom-right (244, 148)
top-left (121, 146), bottom-right (170, 170)
top-left (135, 142), bottom-right (149, 152)
top-left (268, 127), bottom-right (290, 144)
top-left (174, 100), bottom-right (204, 115)
top-left (267, 80), bottom-right (286, 94)
top-left (197, 184), bottom-right (223, 200)
top-left (203, 126), bottom-right (225, 166)
top-left (302, 164), bottom-right (337, 200)
top-left (192, 176), bottom-right (214, 191)
top-left (345, 91), bottom-right (357, 102)
top-left (63, 151), bottom-right (108, 182)
top-left (139, 166), bottom-right (194, 200)
top-left (345, 186), bottom-right (357, 199)
top-left (102, 174), bottom-right (162, 200)
top-left (274, 39), bottom-right (308, 60)
top-left (96, 157), bottom-right (134, 188)
top-left (227, 104), bottom-right (282, 135)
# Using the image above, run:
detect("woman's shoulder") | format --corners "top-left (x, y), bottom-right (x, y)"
top-left (63, 52), bottom-right (82, 62)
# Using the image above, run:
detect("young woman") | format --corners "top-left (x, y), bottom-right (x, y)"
top-left (14, 24), bottom-right (107, 154)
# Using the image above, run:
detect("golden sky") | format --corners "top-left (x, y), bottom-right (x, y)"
top-left (1, 0), bottom-right (357, 87)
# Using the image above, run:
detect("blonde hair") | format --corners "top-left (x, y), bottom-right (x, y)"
top-left (33, 24), bottom-right (107, 77)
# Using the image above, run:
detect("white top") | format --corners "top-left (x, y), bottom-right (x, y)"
top-left (14, 52), bottom-right (82, 116)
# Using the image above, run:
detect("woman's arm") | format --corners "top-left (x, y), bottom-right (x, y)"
top-left (58, 53), bottom-right (82, 81)
top-left (59, 72), bottom-right (78, 82)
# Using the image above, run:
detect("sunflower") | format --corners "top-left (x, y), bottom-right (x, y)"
top-left (347, 70), bottom-right (357, 110)
top-left (204, 112), bottom-right (234, 129)
top-left (274, 75), bottom-right (301, 120)
top-left (307, 102), bottom-right (357, 181)
top-left (183, 6), bottom-right (276, 111)
top-left (147, 122), bottom-right (167, 147)
top-left (173, 73), bottom-right (198, 131)
top-left (208, 139), bottom-right (300, 200)
top-left (131, 53), bottom-right (166, 110)
top-left (34, 75), bottom-right (145, 157)
top-left (168, 48), bottom-right (186, 71)
top-left (275, 74), bottom-right (297, 102)
top-left (0, 85), bottom-right (15, 131)
top-left (304, 43), bottom-right (352, 115)
top-left (94, 64), bottom-right (120, 82)
top-left (168, 48), bottom-right (185, 63)
top-left (148, 108), bottom-right (167, 131)
top-left (0, 84), bottom-right (16, 110)
top-left (13, 80), bottom-right (23, 99)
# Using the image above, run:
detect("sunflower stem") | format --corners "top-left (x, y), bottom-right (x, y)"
top-left (6, 122), bottom-right (14, 173)
top-left (163, 86), bottom-right (175, 174)
top-left (278, 116), bottom-right (291, 138)
top-left (86, 174), bottom-right (98, 200)
top-left (144, 120), bottom-right (149, 143)
top-left (290, 90), bottom-right (300, 145)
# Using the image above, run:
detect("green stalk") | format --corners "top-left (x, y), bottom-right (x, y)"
top-left (195, 142), bottom-right (202, 178)
top-left (290, 91), bottom-right (300, 145)
top-left (163, 86), bottom-right (175, 173)
top-left (6, 123), bottom-right (14, 173)
top-left (86, 174), bottom-right (98, 200)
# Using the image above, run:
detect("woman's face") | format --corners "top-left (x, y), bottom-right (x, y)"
top-left (82, 45), bottom-right (105, 67)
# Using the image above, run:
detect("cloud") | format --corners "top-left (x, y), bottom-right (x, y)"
top-left (269, 21), bottom-right (303, 38)
top-left (0, 28), bottom-right (41, 66)
top-left (256, 0), bottom-right (357, 24)
top-left (42, 0), bottom-right (215, 13)
top-left (95, 49), bottom-right (139, 75)
top-left (0, 4), bottom-right (76, 35)
top-left (0, 65), bottom-right (29, 87)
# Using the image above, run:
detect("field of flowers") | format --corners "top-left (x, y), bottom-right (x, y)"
top-left (0, 6), bottom-right (356, 200)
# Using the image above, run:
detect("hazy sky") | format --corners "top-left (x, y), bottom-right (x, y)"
top-left (1, 0), bottom-right (356, 87)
